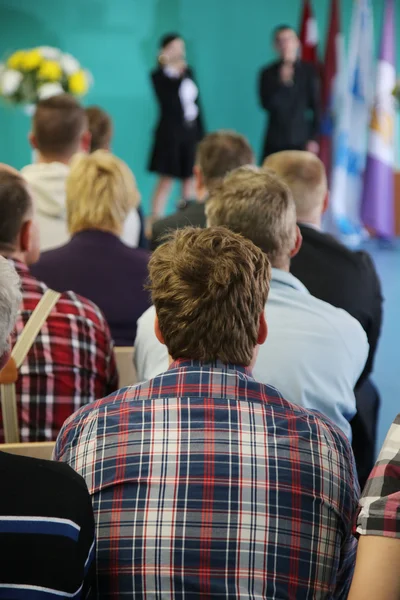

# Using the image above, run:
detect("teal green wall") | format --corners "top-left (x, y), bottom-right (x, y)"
top-left (0, 0), bottom-right (395, 213)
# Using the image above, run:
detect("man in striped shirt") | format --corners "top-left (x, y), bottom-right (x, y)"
top-left (0, 257), bottom-right (95, 598)
top-left (55, 227), bottom-right (359, 598)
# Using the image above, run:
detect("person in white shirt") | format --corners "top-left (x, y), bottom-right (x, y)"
top-left (135, 166), bottom-right (369, 440)
top-left (22, 94), bottom-right (140, 251)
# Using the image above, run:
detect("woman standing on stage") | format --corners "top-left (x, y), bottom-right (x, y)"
top-left (148, 33), bottom-right (204, 223)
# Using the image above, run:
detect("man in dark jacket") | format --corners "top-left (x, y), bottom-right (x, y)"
top-left (259, 25), bottom-right (321, 160)
top-left (265, 150), bottom-right (383, 488)
top-left (151, 130), bottom-right (254, 250)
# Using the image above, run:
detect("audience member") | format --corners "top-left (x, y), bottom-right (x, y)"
top-left (0, 166), bottom-right (117, 441)
top-left (32, 151), bottom-right (150, 346)
top-left (0, 257), bottom-right (96, 597)
top-left (135, 167), bottom-right (368, 439)
top-left (264, 150), bottom-right (383, 486)
top-left (21, 94), bottom-right (91, 251)
top-left (86, 105), bottom-right (113, 152)
top-left (349, 413), bottom-right (400, 600)
top-left (55, 227), bottom-right (359, 598)
top-left (151, 130), bottom-right (254, 250)
top-left (86, 105), bottom-right (146, 249)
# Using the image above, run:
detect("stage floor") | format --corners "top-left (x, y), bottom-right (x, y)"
top-left (366, 239), bottom-right (400, 453)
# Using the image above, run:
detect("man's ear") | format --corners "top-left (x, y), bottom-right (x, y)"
top-left (257, 311), bottom-right (268, 346)
top-left (322, 191), bottom-right (329, 214)
top-left (154, 314), bottom-right (165, 346)
top-left (290, 225), bottom-right (303, 259)
top-left (28, 132), bottom-right (38, 150)
top-left (19, 219), bottom-right (33, 254)
top-left (80, 130), bottom-right (92, 154)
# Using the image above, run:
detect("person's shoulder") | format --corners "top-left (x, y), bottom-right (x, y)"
top-left (136, 304), bottom-right (156, 333)
top-left (260, 61), bottom-right (279, 76)
top-left (57, 290), bottom-right (109, 330)
top-left (152, 202), bottom-right (206, 246)
top-left (0, 451), bottom-right (88, 495)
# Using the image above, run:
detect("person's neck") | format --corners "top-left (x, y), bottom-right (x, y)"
top-left (281, 54), bottom-right (298, 64)
top-left (271, 260), bottom-right (290, 273)
top-left (35, 152), bottom-right (72, 166)
top-left (297, 213), bottom-right (322, 229)
top-left (0, 250), bottom-right (28, 265)
top-left (74, 226), bottom-right (121, 238)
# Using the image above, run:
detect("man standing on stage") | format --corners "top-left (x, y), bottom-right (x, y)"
top-left (259, 25), bottom-right (321, 159)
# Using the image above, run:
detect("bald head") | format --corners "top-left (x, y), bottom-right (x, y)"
top-left (264, 151), bottom-right (328, 224)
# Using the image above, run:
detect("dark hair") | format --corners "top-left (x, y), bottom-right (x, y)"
top-left (160, 33), bottom-right (181, 49)
top-left (85, 106), bottom-right (113, 152)
top-left (196, 131), bottom-right (254, 189)
top-left (0, 171), bottom-right (32, 250)
top-left (33, 93), bottom-right (87, 156)
top-left (273, 24), bottom-right (295, 41)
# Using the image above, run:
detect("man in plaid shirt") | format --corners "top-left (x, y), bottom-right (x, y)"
top-left (0, 166), bottom-right (118, 441)
top-left (349, 413), bottom-right (400, 599)
top-left (56, 226), bottom-right (359, 598)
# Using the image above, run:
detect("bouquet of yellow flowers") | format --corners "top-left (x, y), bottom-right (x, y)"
top-left (0, 46), bottom-right (92, 107)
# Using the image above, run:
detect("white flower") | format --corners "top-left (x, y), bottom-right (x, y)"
top-left (60, 53), bottom-right (80, 75)
top-left (38, 82), bottom-right (64, 100)
top-left (1, 69), bottom-right (23, 96)
top-left (38, 46), bottom-right (60, 60)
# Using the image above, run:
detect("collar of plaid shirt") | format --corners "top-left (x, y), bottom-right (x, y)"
top-left (55, 359), bottom-right (358, 599)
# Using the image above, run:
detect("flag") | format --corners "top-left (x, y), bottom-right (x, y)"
top-left (320, 0), bottom-right (343, 176)
top-left (361, 0), bottom-right (396, 239)
top-left (299, 0), bottom-right (319, 64)
top-left (330, 0), bottom-right (374, 242)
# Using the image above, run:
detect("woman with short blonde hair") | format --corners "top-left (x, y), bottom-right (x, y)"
top-left (67, 150), bottom-right (140, 236)
top-left (31, 151), bottom-right (151, 346)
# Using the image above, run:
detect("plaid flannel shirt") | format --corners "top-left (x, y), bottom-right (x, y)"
top-left (0, 259), bottom-right (118, 442)
top-left (357, 412), bottom-right (400, 537)
top-left (55, 359), bottom-right (359, 599)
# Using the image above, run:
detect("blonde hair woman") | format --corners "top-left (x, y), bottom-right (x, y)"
top-left (32, 151), bottom-right (151, 346)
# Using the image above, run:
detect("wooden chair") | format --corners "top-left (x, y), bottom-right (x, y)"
top-left (115, 347), bottom-right (138, 388)
top-left (0, 441), bottom-right (55, 460)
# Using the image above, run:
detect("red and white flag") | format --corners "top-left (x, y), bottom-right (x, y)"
top-left (299, 0), bottom-right (319, 63)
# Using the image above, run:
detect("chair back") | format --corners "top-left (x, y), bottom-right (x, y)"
top-left (115, 347), bottom-right (137, 388)
top-left (0, 441), bottom-right (55, 460)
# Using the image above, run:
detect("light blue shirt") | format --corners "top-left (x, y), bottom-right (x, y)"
top-left (134, 269), bottom-right (369, 439)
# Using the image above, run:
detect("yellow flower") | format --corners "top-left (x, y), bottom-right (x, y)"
top-left (7, 50), bottom-right (26, 70)
top-left (38, 60), bottom-right (62, 81)
top-left (68, 70), bottom-right (88, 95)
top-left (21, 49), bottom-right (42, 71)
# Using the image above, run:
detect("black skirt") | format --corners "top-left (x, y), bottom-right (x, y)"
top-left (148, 120), bottom-right (199, 180)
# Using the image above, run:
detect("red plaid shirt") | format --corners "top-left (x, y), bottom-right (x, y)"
top-left (0, 259), bottom-right (118, 442)
top-left (55, 359), bottom-right (359, 599)
top-left (357, 412), bottom-right (400, 538)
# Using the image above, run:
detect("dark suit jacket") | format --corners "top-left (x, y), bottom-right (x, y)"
top-left (259, 60), bottom-right (320, 157)
top-left (291, 223), bottom-right (383, 382)
top-left (151, 201), bottom-right (207, 251)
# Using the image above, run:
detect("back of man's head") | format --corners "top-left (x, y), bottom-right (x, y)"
top-left (206, 166), bottom-right (297, 268)
top-left (31, 94), bottom-right (88, 160)
top-left (264, 151), bottom-right (328, 223)
top-left (149, 227), bottom-right (270, 366)
top-left (0, 169), bottom-right (33, 255)
top-left (0, 256), bottom-right (22, 369)
top-left (196, 131), bottom-right (254, 191)
top-left (85, 106), bottom-right (113, 152)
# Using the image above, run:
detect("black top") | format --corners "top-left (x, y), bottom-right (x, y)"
top-left (259, 60), bottom-right (321, 154)
top-left (291, 224), bottom-right (383, 383)
top-left (151, 66), bottom-right (204, 134)
top-left (31, 230), bottom-right (150, 346)
top-left (0, 451), bottom-right (95, 598)
top-left (151, 201), bottom-right (207, 251)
